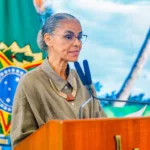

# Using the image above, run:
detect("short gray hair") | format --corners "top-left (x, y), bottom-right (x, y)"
top-left (37, 13), bottom-right (80, 51)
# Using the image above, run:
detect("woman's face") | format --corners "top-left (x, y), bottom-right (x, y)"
top-left (45, 19), bottom-right (83, 62)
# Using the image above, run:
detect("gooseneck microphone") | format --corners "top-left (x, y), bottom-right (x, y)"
top-left (74, 61), bottom-right (93, 95)
top-left (74, 60), bottom-right (150, 119)
top-left (83, 60), bottom-right (94, 95)
top-left (83, 60), bottom-right (92, 85)
top-left (74, 61), bottom-right (93, 118)
top-left (74, 61), bottom-right (87, 86)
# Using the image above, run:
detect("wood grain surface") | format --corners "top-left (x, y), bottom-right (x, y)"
top-left (15, 117), bottom-right (150, 150)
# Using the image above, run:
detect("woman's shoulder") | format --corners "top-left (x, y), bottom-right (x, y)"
top-left (19, 65), bottom-right (43, 85)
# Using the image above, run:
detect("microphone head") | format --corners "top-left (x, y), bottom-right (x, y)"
top-left (74, 61), bottom-right (87, 86)
top-left (83, 60), bottom-right (92, 85)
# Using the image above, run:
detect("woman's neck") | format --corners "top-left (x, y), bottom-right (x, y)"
top-left (48, 56), bottom-right (68, 80)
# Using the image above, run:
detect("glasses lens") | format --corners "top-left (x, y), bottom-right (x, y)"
top-left (81, 35), bottom-right (87, 44)
top-left (64, 34), bottom-right (88, 44)
top-left (64, 34), bottom-right (74, 41)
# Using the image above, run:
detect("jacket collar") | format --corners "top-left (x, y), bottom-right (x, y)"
top-left (41, 59), bottom-right (76, 91)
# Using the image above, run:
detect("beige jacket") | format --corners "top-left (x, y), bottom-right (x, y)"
top-left (10, 59), bottom-right (106, 148)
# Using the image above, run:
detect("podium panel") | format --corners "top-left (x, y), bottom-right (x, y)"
top-left (15, 117), bottom-right (150, 150)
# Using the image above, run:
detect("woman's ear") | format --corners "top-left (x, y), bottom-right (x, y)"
top-left (44, 33), bottom-right (52, 47)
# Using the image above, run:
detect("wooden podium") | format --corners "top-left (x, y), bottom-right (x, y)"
top-left (14, 117), bottom-right (150, 150)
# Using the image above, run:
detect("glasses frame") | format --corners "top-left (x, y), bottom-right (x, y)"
top-left (50, 33), bottom-right (88, 44)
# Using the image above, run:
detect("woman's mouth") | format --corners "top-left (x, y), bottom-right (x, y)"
top-left (68, 50), bottom-right (79, 57)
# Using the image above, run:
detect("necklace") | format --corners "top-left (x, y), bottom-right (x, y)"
top-left (49, 78), bottom-right (77, 101)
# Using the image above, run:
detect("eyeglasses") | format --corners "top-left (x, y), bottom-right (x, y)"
top-left (52, 33), bottom-right (88, 44)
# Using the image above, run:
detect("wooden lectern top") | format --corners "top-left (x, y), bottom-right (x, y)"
top-left (15, 116), bottom-right (150, 150)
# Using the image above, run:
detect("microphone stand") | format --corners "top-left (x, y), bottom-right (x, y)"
top-left (86, 84), bottom-right (150, 105)
top-left (78, 85), bottom-right (95, 119)
top-left (92, 95), bottom-right (150, 105)
top-left (79, 95), bottom-right (93, 119)
top-left (79, 85), bottom-right (150, 119)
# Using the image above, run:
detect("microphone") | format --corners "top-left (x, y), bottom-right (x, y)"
top-left (74, 60), bottom-right (93, 95)
top-left (74, 60), bottom-right (93, 118)
top-left (83, 60), bottom-right (92, 85)
top-left (74, 61), bottom-right (87, 86)
top-left (74, 60), bottom-right (150, 118)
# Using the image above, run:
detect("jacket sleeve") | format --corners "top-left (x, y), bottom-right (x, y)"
top-left (10, 78), bottom-right (38, 149)
top-left (94, 99), bottom-right (107, 118)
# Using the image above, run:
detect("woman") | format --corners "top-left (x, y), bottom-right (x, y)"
top-left (10, 13), bottom-right (106, 148)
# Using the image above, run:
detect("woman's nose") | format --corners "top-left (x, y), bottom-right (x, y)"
top-left (73, 37), bottom-right (82, 47)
